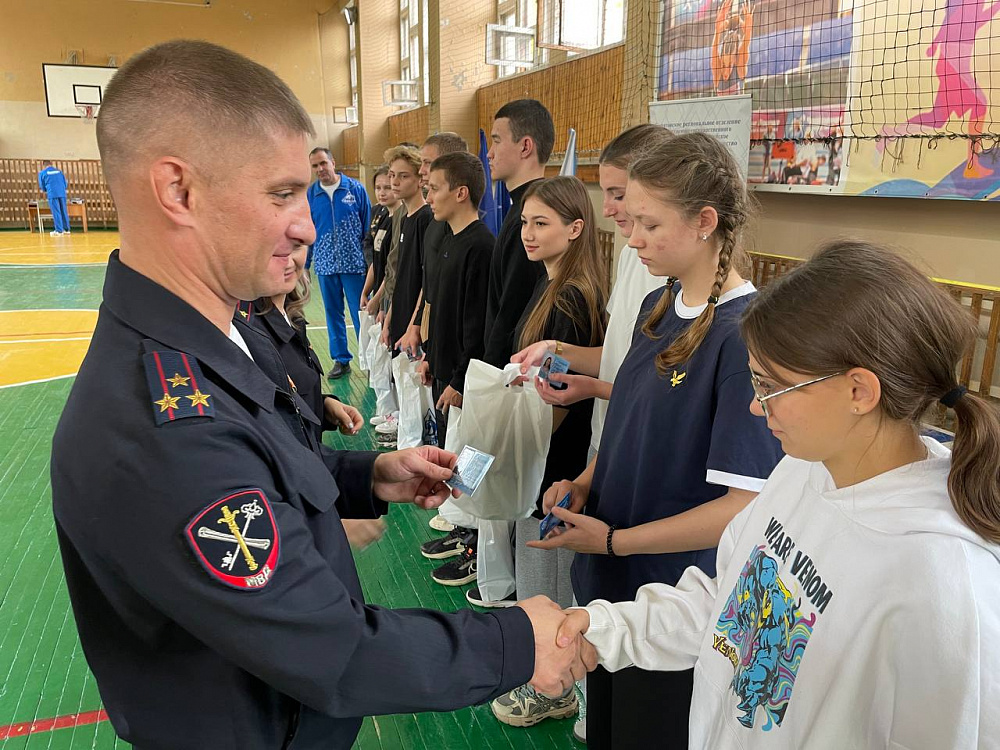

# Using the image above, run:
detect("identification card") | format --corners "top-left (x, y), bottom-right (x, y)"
top-left (445, 446), bottom-right (496, 496)
top-left (538, 350), bottom-right (570, 390)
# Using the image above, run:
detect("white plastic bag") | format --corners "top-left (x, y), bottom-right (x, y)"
top-left (396, 356), bottom-right (437, 449)
top-left (437, 407), bottom-right (481, 530)
top-left (368, 326), bottom-right (392, 393)
top-left (356, 310), bottom-right (375, 371)
top-left (448, 360), bottom-right (551, 520)
top-left (477, 518), bottom-right (515, 602)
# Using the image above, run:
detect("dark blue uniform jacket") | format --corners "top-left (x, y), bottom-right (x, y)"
top-left (51, 251), bottom-right (534, 750)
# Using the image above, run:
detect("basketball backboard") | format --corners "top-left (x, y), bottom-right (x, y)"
top-left (42, 64), bottom-right (117, 118)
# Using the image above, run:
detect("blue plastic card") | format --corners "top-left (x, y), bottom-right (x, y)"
top-left (444, 446), bottom-right (495, 496)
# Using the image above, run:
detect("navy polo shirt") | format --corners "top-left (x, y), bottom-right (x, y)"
top-left (571, 282), bottom-right (784, 604)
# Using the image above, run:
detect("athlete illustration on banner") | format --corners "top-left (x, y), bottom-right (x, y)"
top-left (711, 0), bottom-right (755, 93)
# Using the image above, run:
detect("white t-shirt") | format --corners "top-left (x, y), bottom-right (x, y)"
top-left (583, 437), bottom-right (1000, 749)
top-left (320, 176), bottom-right (340, 201)
top-left (229, 323), bottom-right (254, 360)
top-left (590, 247), bottom-right (665, 451)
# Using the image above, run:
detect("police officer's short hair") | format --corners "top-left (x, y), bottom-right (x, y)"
top-left (430, 152), bottom-right (485, 207)
top-left (423, 132), bottom-right (468, 155)
top-left (97, 40), bottom-right (315, 186)
top-left (494, 99), bottom-right (555, 164)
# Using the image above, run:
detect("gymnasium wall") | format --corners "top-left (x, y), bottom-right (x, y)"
top-left (0, 0), bottom-right (333, 159)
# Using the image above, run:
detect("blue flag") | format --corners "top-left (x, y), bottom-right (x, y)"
top-left (478, 129), bottom-right (500, 236)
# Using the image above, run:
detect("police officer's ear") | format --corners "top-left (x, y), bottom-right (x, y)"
top-left (150, 156), bottom-right (198, 227)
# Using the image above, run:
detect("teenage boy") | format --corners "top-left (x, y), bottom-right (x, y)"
top-left (482, 99), bottom-right (554, 367)
top-left (415, 152), bottom-right (496, 588)
top-left (396, 132), bottom-right (469, 359)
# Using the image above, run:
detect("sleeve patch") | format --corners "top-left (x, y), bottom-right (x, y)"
top-left (184, 490), bottom-right (280, 590)
top-left (142, 349), bottom-right (216, 426)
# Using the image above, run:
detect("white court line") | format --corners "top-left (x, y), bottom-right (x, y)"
top-left (0, 308), bottom-right (100, 313)
top-left (0, 336), bottom-right (93, 344)
top-left (0, 373), bottom-right (76, 390)
top-left (0, 263), bottom-right (107, 268)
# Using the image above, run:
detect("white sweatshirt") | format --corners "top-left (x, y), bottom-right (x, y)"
top-left (584, 438), bottom-right (1000, 749)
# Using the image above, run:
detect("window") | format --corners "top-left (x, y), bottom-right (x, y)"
top-left (537, 0), bottom-right (624, 51)
top-left (395, 0), bottom-right (428, 107)
top-left (490, 0), bottom-right (548, 77)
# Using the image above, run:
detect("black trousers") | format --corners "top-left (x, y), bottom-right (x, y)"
top-left (431, 379), bottom-right (448, 449)
top-left (586, 664), bottom-right (693, 750)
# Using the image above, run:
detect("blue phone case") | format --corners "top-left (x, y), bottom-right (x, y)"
top-left (539, 493), bottom-right (572, 539)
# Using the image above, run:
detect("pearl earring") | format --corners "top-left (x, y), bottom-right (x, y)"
top-left (701, 234), bottom-right (708, 242)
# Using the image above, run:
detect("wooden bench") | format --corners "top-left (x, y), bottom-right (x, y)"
top-left (748, 251), bottom-right (1000, 427)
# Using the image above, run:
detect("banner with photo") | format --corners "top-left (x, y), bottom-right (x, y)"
top-left (657, 0), bottom-right (1000, 200)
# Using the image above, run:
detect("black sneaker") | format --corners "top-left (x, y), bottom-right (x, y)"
top-left (466, 586), bottom-right (517, 608)
top-left (431, 545), bottom-right (477, 586)
top-left (419, 527), bottom-right (469, 560)
top-left (327, 362), bottom-right (350, 379)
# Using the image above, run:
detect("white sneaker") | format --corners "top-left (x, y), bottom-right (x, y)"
top-left (428, 514), bottom-right (455, 532)
top-left (50, 230), bottom-right (61, 236)
top-left (369, 415), bottom-right (388, 426)
top-left (374, 415), bottom-right (397, 435)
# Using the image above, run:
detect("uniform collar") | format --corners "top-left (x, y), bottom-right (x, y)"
top-left (102, 250), bottom-right (283, 412)
top-left (256, 303), bottom-right (298, 344)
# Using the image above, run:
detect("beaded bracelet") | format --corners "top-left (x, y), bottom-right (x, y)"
top-left (606, 524), bottom-right (617, 557)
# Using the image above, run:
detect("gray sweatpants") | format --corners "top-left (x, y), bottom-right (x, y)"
top-left (514, 517), bottom-right (576, 609)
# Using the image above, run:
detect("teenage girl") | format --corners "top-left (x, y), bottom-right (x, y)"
top-left (530, 132), bottom-right (784, 748)
top-left (489, 176), bottom-right (608, 726)
top-left (558, 239), bottom-right (1000, 749)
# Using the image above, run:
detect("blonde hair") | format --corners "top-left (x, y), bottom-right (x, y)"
top-left (517, 176), bottom-right (608, 350)
top-left (742, 240), bottom-right (1000, 544)
top-left (258, 272), bottom-right (311, 329)
top-left (383, 145), bottom-right (421, 174)
top-left (630, 132), bottom-right (753, 376)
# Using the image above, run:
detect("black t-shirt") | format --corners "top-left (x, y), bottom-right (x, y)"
top-left (515, 276), bottom-right (605, 514)
top-left (482, 180), bottom-right (546, 367)
top-left (426, 220), bottom-right (494, 391)
top-left (368, 205), bottom-right (393, 291)
top-left (389, 204), bottom-right (433, 347)
top-left (421, 220), bottom-right (450, 310)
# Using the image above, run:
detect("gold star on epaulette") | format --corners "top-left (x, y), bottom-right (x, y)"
top-left (155, 392), bottom-right (181, 412)
top-left (166, 373), bottom-right (190, 388)
top-left (187, 389), bottom-right (211, 407)
top-left (670, 370), bottom-right (687, 387)
top-left (239, 310), bottom-right (249, 319)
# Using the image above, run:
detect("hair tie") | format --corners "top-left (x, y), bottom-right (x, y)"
top-left (707, 295), bottom-right (720, 305)
top-left (940, 385), bottom-right (967, 408)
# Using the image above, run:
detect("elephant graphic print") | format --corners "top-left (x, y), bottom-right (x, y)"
top-left (713, 516), bottom-right (835, 732)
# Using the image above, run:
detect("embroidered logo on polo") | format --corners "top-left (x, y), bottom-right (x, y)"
top-left (185, 489), bottom-right (280, 589)
top-left (142, 349), bottom-right (215, 426)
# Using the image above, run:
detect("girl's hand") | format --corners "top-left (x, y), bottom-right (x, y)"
top-left (535, 373), bottom-right (596, 406)
top-left (541, 479), bottom-right (587, 515)
top-left (511, 339), bottom-right (556, 375)
top-left (526, 506), bottom-right (611, 555)
top-left (326, 399), bottom-right (363, 435)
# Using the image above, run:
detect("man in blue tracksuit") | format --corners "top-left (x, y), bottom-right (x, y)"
top-left (307, 147), bottom-right (371, 379)
top-left (38, 161), bottom-right (71, 236)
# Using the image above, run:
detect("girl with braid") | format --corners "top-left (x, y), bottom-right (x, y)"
top-left (528, 132), bottom-right (783, 748)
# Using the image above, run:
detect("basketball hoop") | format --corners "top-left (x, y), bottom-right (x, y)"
top-left (75, 104), bottom-right (97, 122)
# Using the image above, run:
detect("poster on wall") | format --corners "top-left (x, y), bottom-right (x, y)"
top-left (649, 94), bottom-right (753, 174)
top-left (657, 0), bottom-right (1000, 200)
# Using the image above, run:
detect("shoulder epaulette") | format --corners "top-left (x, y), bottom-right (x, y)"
top-left (141, 344), bottom-right (216, 426)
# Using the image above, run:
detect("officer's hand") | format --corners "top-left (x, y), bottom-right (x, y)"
top-left (325, 399), bottom-right (362, 435)
top-left (372, 446), bottom-right (459, 509)
top-left (518, 596), bottom-right (597, 697)
top-left (341, 518), bottom-right (386, 550)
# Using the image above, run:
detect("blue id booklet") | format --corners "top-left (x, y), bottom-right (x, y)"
top-left (539, 493), bottom-right (572, 539)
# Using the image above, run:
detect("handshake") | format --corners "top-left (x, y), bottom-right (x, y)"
top-left (517, 596), bottom-right (596, 696)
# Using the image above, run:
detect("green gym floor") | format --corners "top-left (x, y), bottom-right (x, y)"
top-left (0, 231), bottom-right (577, 748)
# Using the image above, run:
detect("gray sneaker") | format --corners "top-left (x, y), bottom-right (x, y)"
top-left (491, 683), bottom-right (578, 727)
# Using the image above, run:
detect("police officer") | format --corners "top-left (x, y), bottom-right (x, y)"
top-left (51, 39), bottom-right (594, 750)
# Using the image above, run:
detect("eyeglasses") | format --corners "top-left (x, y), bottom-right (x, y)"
top-left (749, 369), bottom-right (846, 417)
